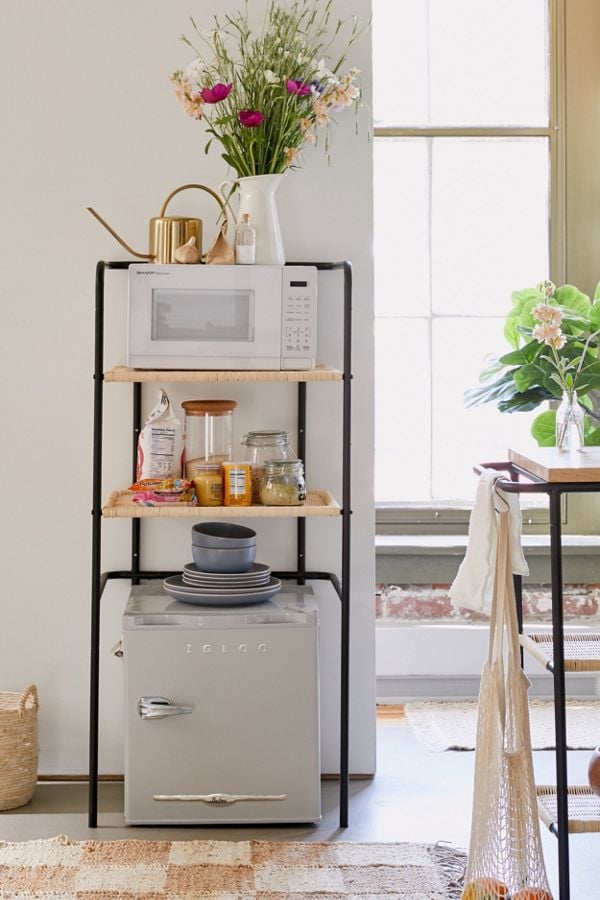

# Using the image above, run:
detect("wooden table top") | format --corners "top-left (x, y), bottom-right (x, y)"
top-left (508, 446), bottom-right (600, 483)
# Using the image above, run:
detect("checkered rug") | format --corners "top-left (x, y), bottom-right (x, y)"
top-left (0, 836), bottom-right (466, 898)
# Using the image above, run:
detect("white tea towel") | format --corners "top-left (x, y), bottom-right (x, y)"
top-left (449, 468), bottom-right (528, 614)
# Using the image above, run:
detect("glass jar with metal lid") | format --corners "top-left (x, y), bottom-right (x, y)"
top-left (182, 400), bottom-right (236, 480)
top-left (241, 430), bottom-right (295, 503)
top-left (259, 459), bottom-right (306, 506)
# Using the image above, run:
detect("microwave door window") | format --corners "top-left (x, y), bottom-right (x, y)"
top-left (151, 289), bottom-right (255, 342)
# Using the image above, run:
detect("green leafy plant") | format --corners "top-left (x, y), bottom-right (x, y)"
top-left (170, 0), bottom-right (367, 177)
top-left (465, 280), bottom-right (600, 446)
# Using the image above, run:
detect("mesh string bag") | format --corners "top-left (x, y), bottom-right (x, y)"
top-left (462, 510), bottom-right (553, 900)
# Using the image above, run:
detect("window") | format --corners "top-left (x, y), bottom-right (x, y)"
top-left (373, 0), bottom-right (562, 513)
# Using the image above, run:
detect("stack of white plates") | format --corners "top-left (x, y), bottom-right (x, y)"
top-left (163, 562), bottom-right (281, 606)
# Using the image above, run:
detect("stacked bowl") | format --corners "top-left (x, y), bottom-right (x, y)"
top-left (191, 522), bottom-right (257, 573)
top-left (163, 522), bottom-right (281, 606)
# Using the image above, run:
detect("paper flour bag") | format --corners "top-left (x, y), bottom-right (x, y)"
top-left (136, 389), bottom-right (183, 479)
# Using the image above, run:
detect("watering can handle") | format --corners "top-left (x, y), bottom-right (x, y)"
top-left (160, 183), bottom-right (227, 226)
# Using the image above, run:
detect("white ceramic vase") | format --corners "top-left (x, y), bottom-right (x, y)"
top-left (220, 174), bottom-right (285, 265)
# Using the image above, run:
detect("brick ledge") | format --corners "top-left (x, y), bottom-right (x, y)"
top-left (376, 582), bottom-right (600, 624)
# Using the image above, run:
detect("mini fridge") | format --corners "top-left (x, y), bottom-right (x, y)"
top-left (122, 582), bottom-right (320, 825)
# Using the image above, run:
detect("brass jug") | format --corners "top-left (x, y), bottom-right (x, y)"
top-left (87, 183), bottom-right (227, 264)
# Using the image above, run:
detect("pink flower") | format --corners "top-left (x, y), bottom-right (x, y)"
top-left (533, 302), bottom-right (563, 325)
top-left (238, 109), bottom-right (265, 127)
top-left (313, 98), bottom-right (329, 127)
top-left (286, 78), bottom-right (312, 96)
top-left (537, 279), bottom-right (556, 299)
top-left (533, 322), bottom-right (564, 345)
top-left (283, 146), bottom-right (301, 167)
top-left (170, 72), bottom-right (204, 120)
top-left (200, 82), bottom-right (233, 103)
top-left (550, 334), bottom-right (567, 350)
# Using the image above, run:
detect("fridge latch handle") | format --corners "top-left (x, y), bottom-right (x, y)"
top-left (138, 696), bottom-right (193, 719)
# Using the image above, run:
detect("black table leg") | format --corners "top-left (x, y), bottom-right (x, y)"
top-left (550, 488), bottom-right (570, 899)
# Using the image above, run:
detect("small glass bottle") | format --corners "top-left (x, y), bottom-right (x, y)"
top-left (555, 389), bottom-right (585, 452)
top-left (235, 213), bottom-right (256, 265)
top-left (259, 459), bottom-right (306, 506)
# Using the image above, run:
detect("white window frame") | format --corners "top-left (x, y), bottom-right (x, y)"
top-left (373, 0), bottom-right (565, 529)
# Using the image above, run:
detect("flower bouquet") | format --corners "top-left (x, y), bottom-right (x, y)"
top-left (170, 0), bottom-right (366, 177)
top-left (465, 280), bottom-right (600, 448)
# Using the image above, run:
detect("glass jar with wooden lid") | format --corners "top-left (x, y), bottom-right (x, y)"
top-left (182, 400), bottom-right (236, 480)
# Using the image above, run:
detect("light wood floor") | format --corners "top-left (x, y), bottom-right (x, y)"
top-left (1, 711), bottom-right (596, 898)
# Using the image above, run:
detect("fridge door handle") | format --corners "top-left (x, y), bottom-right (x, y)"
top-left (138, 696), bottom-right (193, 719)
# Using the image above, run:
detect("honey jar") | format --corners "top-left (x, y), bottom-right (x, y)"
top-left (192, 464), bottom-right (223, 506)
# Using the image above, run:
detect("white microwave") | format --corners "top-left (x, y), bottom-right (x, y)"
top-left (128, 264), bottom-right (317, 370)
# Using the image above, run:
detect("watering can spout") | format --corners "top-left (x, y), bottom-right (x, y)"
top-left (86, 207), bottom-right (152, 259)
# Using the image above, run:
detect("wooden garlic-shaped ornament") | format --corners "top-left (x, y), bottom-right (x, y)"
top-left (174, 236), bottom-right (201, 264)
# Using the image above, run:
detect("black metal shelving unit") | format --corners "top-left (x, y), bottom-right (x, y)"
top-left (89, 259), bottom-right (353, 829)
top-left (476, 459), bottom-right (600, 900)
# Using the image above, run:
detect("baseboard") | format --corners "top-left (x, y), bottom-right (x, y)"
top-left (37, 773), bottom-right (374, 782)
top-left (376, 673), bottom-right (600, 702)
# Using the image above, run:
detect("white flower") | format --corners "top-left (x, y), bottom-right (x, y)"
top-left (186, 57), bottom-right (206, 87)
top-left (315, 58), bottom-right (336, 83)
top-left (264, 69), bottom-right (278, 84)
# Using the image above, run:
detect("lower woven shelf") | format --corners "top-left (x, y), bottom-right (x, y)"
top-left (521, 632), bottom-right (600, 672)
top-left (537, 785), bottom-right (600, 833)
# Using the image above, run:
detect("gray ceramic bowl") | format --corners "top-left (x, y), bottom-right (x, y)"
top-left (191, 521), bottom-right (257, 549)
top-left (191, 543), bottom-right (256, 573)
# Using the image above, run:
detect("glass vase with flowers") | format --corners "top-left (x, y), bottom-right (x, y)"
top-left (466, 280), bottom-right (600, 450)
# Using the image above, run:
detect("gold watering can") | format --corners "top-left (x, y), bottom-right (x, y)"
top-left (87, 183), bottom-right (228, 264)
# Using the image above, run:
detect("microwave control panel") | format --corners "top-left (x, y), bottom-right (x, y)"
top-left (281, 266), bottom-right (318, 370)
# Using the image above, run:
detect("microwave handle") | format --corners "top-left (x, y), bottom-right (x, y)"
top-left (138, 696), bottom-right (193, 720)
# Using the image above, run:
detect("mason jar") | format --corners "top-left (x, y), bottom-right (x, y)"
top-left (182, 400), bottom-right (236, 479)
top-left (259, 459), bottom-right (306, 506)
top-left (241, 430), bottom-right (295, 503)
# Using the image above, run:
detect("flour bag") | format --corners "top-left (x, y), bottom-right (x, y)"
top-left (136, 389), bottom-right (184, 480)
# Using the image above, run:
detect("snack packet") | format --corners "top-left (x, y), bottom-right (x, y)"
top-left (136, 389), bottom-right (183, 480)
top-left (129, 478), bottom-right (197, 506)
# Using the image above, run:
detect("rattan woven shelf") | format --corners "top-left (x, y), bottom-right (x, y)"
top-left (537, 785), bottom-right (600, 833)
top-left (521, 632), bottom-right (600, 672)
top-left (102, 489), bottom-right (341, 518)
top-left (104, 365), bottom-right (343, 383)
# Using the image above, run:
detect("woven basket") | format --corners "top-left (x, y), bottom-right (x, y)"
top-left (0, 684), bottom-right (38, 810)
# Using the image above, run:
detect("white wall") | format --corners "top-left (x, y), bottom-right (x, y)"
top-left (0, 1), bottom-right (375, 776)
